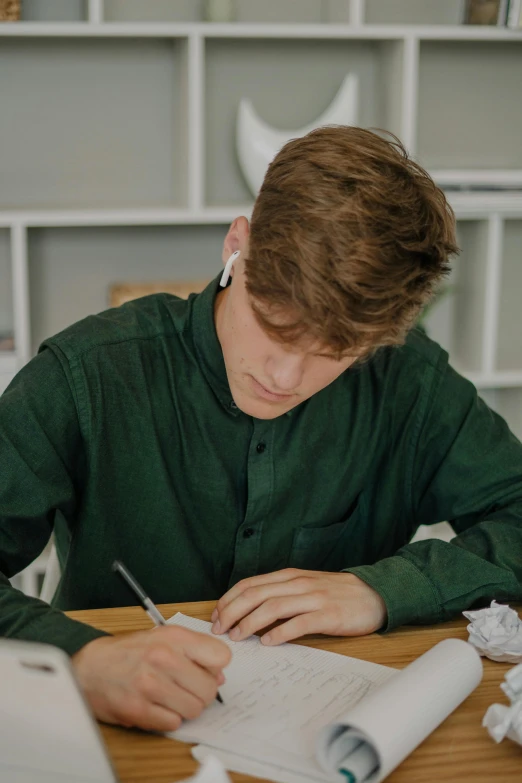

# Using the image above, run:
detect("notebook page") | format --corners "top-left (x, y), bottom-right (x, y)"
top-left (193, 742), bottom-right (326, 783)
top-left (167, 613), bottom-right (397, 781)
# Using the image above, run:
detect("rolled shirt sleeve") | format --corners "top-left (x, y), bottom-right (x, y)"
top-left (346, 361), bottom-right (522, 631)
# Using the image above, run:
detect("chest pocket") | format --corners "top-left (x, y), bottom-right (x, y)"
top-left (289, 497), bottom-right (366, 572)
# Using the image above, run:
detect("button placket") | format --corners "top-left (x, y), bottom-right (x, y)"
top-left (227, 420), bottom-right (274, 587)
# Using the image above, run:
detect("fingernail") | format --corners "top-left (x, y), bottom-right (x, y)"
top-left (261, 634), bottom-right (271, 645)
top-left (212, 620), bottom-right (220, 634)
top-left (217, 672), bottom-right (225, 685)
top-left (229, 626), bottom-right (240, 641)
top-left (211, 608), bottom-right (217, 622)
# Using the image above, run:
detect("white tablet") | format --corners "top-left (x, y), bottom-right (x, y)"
top-left (0, 639), bottom-right (118, 782)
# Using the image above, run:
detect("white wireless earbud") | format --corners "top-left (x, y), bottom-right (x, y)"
top-left (220, 250), bottom-right (240, 288)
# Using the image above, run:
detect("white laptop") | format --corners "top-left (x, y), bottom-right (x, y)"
top-left (0, 639), bottom-right (118, 782)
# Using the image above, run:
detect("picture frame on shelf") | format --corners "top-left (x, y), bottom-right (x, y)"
top-left (109, 281), bottom-right (209, 308)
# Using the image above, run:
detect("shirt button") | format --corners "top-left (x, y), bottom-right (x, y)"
top-left (243, 528), bottom-right (255, 539)
top-left (230, 401), bottom-right (237, 409)
top-left (256, 442), bottom-right (266, 454)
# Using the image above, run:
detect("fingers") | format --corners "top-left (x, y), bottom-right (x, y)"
top-left (226, 594), bottom-right (321, 642)
top-left (213, 568), bottom-right (306, 620)
top-left (164, 626), bottom-right (231, 670)
top-left (111, 696), bottom-right (183, 733)
top-left (213, 575), bottom-right (313, 635)
top-left (260, 611), bottom-right (329, 646)
top-left (138, 666), bottom-right (212, 720)
top-left (143, 642), bottom-right (221, 711)
top-left (108, 670), bottom-right (209, 732)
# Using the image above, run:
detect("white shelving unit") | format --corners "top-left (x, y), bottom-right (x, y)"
top-left (1, 0), bottom-right (522, 586)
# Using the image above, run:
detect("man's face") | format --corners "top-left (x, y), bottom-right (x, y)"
top-left (214, 257), bottom-right (356, 420)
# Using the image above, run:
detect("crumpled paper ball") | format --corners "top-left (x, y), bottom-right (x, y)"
top-left (483, 663), bottom-right (522, 746)
top-left (463, 600), bottom-right (522, 663)
top-left (182, 756), bottom-right (232, 783)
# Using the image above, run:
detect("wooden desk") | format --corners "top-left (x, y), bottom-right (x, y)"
top-left (66, 602), bottom-right (522, 783)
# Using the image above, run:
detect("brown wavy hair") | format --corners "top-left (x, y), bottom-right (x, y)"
top-left (245, 126), bottom-right (458, 359)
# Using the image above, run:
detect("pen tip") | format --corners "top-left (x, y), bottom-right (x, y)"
top-left (216, 692), bottom-right (224, 704)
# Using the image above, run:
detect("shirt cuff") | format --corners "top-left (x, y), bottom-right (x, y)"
top-left (16, 610), bottom-right (110, 657)
top-left (343, 555), bottom-right (442, 632)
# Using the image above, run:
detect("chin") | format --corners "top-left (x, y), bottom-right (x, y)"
top-left (235, 394), bottom-right (295, 420)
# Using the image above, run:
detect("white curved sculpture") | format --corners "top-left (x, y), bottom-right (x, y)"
top-left (236, 73), bottom-right (359, 197)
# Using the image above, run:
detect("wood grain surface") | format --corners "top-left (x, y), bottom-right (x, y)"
top-left (66, 602), bottom-right (522, 783)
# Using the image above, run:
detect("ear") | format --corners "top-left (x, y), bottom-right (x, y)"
top-left (222, 216), bottom-right (250, 264)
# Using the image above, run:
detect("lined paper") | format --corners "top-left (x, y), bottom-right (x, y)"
top-left (167, 613), bottom-right (396, 782)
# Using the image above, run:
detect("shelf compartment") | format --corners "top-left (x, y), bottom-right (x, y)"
top-left (0, 372), bottom-right (15, 395)
top-left (422, 220), bottom-right (489, 374)
top-left (104, 0), bottom-right (200, 23)
top-left (0, 348), bottom-right (17, 396)
top-left (365, 0), bottom-right (463, 26)
top-left (0, 229), bottom-right (14, 352)
top-left (103, 1), bottom-right (350, 24)
top-left (230, 1), bottom-right (327, 24)
top-left (20, 0), bottom-right (86, 22)
top-left (204, 37), bottom-right (405, 207)
top-left (0, 37), bottom-right (188, 210)
top-left (417, 41), bottom-right (522, 171)
top-left (27, 224), bottom-right (227, 352)
top-left (496, 220), bottom-right (522, 372)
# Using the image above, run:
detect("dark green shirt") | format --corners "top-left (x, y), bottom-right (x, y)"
top-left (1, 276), bottom-right (522, 656)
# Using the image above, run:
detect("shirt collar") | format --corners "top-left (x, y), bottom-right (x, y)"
top-left (191, 274), bottom-right (240, 417)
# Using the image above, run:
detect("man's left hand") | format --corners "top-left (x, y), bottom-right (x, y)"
top-left (211, 569), bottom-right (387, 645)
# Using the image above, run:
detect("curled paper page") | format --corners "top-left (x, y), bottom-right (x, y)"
top-left (483, 662), bottom-right (522, 747)
top-left (316, 639), bottom-right (482, 783)
top-left (463, 600), bottom-right (522, 663)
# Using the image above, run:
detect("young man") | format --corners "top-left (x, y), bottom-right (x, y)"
top-left (1, 127), bottom-right (521, 733)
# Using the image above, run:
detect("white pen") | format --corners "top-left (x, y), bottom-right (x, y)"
top-left (112, 559), bottom-right (167, 626)
top-left (112, 559), bottom-right (224, 704)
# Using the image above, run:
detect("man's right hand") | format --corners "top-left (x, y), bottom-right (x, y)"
top-left (72, 626), bottom-right (231, 732)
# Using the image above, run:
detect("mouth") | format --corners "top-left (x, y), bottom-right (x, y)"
top-left (249, 375), bottom-right (295, 403)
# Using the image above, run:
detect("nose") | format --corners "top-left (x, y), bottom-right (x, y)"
top-left (266, 352), bottom-right (304, 392)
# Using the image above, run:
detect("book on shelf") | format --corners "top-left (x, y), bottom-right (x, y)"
top-left (0, 334), bottom-right (14, 353)
top-left (0, 0), bottom-right (20, 22)
top-left (507, 0), bottom-right (522, 27)
top-left (463, 0), bottom-right (510, 24)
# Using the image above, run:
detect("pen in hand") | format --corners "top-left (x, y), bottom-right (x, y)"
top-left (112, 559), bottom-right (224, 704)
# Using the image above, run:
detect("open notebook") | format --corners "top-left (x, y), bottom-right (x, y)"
top-left (168, 614), bottom-right (482, 783)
